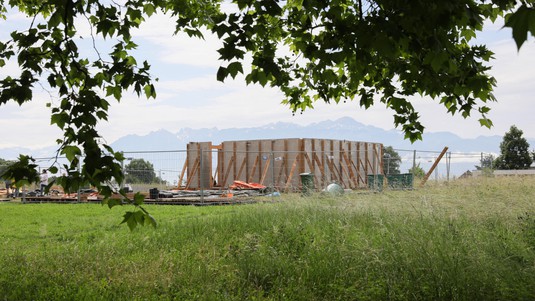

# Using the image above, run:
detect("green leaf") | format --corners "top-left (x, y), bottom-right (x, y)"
top-left (96, 111), bottom-right (108, 120)
top-left (134, 211), bottom-right (145, 226)
top-left (143, 84), bottom-right (156, 99)
top-left (145, 213), bottom-right (157, 227)
top-left (504, 5), bottom-right (535, 50)
top-left (50, 112), bottom-right (69, 129)
top-left (227, 62), bottom-right (243, 79)
top-left (104, 198), bottom-right (123, 209)
top-left (143, 3), bottom-right (156, 17)
top-left (478, 117), bottom-right (493, 129)
top-left (478, 106), bottom-right (491, 114)
top-left (133, 192), bottom-right (145, 206)
top-left (121, 211), bottom-right (137, 230)
top-left (217, 66), bottom-right (228, 81)
top-left (114, 152), bottom-right (125, 161)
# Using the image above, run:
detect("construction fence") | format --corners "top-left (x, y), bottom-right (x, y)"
top-left (0, 147), bottom-right (494, 197)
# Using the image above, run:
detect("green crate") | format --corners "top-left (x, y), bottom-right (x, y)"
top-left (386, 173), bottom-right (414, 190)
top-left (367, 174), bottom-right (384, 191)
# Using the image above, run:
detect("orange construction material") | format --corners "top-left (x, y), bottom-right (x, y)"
top-left (229, 180), bottom-right (267, 190)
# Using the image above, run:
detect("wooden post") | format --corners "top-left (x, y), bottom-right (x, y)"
top-left (341, 150), bottom-right (358, 189)
top-left (222, 155), bottom-right (235, 188)
top-left (259, 157), bottom-right (271, 185)
top-left (276, 157), bottom-right (287, 186)
top-left (248, 155), bottom-right (260, 183)
top-left (236, 157), bottom-right (247, 181)
top-left (196, 143), bottom-right (201, 189)
top-left (184, 157), bottom-right (199, 190)
top-left (420, 147), bottom-right (449, 187)
top-left (364, 143), bottom-right (369, 176)
top-left (284, 156), bottom-right (299, 192)
top-left (178, 160), bottom-right (187, 189)
top-left (233, 142), bottom-right (237, 182)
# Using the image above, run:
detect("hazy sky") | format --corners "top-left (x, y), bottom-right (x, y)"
top-left (0, 9), bottom-right (534, 150)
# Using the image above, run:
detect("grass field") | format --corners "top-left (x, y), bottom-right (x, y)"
top-left (1, 177), bottom-right (534, 300)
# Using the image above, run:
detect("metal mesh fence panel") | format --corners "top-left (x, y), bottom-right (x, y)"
top-left (0, 146), bottom-right (498, 201)
top-left (122, 150), bottom-right (187, 192)
top-left (195, 147), bottom-right (383, 194)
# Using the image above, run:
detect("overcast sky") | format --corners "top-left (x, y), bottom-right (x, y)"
top-left (0, 10), bottom-right (534, 150)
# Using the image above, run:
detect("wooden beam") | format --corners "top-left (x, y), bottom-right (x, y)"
top-left (248, 155), bottom-right (260, 183)
top-left (212, 168), bottom-right (219, 188)
top-left (222, 155), bottom-right (235, 188)
top-left (259, 157), bottom-right (271, 185)
top-left (313, 154), bottom-right (326, 176)
top-left (373, 144), bottom-right (381, 175)
top-left (178, 160), bottom-right (187, 189)
top-left (379, 145), bottom-right (385, 175)
top-left (196, 143), bottom-right (201, 188)
top-left (303, 153), bottom-right (319, 189)
top-left (233, 142), bottom-right (237, 182)
top-left (420, 147), bottom-right (449, 187)
top-left (236, 156), bottom-right (247, 181)
top-left (245, 141), bottom-right (250, 183)
top-left (363, 143), bottom-right (369, 178)
top-left (330, 157), bottom-right (346, 187)
top-left (341, 150), bottom-right (358, 189)
top-left (351, 160), bottom-right (365, 186)
top-left (184, 157), bottom-right (199, 190)
top-left (258, 141), bottom-right (263, 183)
top-left (325, 155), bottom-right (338, 182)
top-left (351, 142), bottom-right (365, 186)
top-left (284, 156), bottom-right (299, 192)
top-left (276, 157), bottom-right (287, 187)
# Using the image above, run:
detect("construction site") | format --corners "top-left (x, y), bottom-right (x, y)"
top-left (183, 138), bottom-right (384, 191)
top-left (1, 138), bottom-right (413, 204)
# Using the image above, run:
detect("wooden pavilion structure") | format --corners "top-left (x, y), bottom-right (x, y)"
top-left (180, 138), bottom-right (384, 192)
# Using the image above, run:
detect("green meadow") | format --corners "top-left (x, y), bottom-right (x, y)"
top-left (1, 177), bottom-right (534, 300)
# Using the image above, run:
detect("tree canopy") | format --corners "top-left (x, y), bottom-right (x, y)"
top-left (0, 158), bottom-right (13, 180)
top-left (494, 125), bottom-right (533, 169)
top-left (383, 146), bottom-right (401, 175)
top-left (125, 158), bottom-right (158, 184)
top-left (408, 163), bottom-right (426, 179)
top-left (476, 153), bottom-right (495, 170)
top-left (1, 0), bottom-right (534, 228)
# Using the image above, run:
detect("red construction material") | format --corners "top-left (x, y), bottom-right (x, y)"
top-left (229, 180), bottom-right (266, 190)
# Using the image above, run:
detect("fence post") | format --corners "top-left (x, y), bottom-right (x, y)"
top-left (120, 159), bottom-right (125, 192)
top-left (412, 150), bottom-right (416, 173)
top-left (200, 149), bottom-right (204, 203)
top-left (447, 152), bottom-right (451, 181)
top-left (77, 155), bottom-right (81, 203)
top-left (270, 151), bottom-right (275, 195)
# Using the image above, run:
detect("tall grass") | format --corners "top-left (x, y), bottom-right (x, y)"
top-left (1, 177), bottom-right (534, 300)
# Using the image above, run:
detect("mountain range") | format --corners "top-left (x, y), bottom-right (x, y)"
top-left (109, 116), bottom-right (522, 154)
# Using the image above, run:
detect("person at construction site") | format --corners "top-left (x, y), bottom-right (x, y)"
top-left (4, 179), bottom-right (10, 196)
top-left (40, 169), bottom-right (48, 196)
